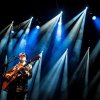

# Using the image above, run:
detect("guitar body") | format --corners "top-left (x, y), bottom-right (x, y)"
top-left (2, 73), bottom-right (18, 90)
top-left (2, 65), bottom-right (22, 90)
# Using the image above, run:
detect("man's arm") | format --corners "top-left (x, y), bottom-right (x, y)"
top-left (19, 64), bottom-right (32, 79)
top-left (25, 64), bottom-right (32, 78)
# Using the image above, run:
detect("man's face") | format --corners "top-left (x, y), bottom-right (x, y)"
top-left (19, 55), bottom-right (26, 62)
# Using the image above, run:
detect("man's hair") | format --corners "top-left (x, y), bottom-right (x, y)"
top-left (19, 52), bottom-right (28, 59)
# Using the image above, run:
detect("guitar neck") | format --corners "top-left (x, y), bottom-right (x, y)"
top-left (23, 55), bottom-right (40, 67)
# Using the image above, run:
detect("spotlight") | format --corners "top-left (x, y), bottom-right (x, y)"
top-left (30, 16), bottom-right (33, 20)
top-left (41, 50), bottom-right (43, 53)
top-left (59, 11), bottom-right (63, 16)
top-left (11, 30), bottom-right (14, 33)
top-left (61, 11), bottom-right (63, 14)
top-left (86, 6), bottom-right (88, 10)
top-left (36, 25), bottom-right (40, 29)
top-left (92, 16), bottom-right (96, 20)
top-left (39, 51), bottom-right (43, 57)
top-left (12, 21), bottom-right (14, 24)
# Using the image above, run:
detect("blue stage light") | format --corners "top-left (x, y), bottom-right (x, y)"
top-left (93, 16), bottom-right (100, 32)
top-left (92, 16), bottom-right (96, 20)
top-left (36, 25), bottom-right (40, 29)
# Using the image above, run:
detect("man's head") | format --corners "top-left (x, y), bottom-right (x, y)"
top-left (19, 52), bottom-right (28, 62)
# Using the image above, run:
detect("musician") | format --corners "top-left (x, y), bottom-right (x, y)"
top-left (6, 52), bottom-right (32, 100)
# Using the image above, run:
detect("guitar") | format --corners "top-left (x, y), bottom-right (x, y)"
top-left (2, 55), bottom-right (40, 90)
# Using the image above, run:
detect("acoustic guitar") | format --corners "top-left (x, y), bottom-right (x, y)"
top-left (2, 55), bottom-right (40, 90)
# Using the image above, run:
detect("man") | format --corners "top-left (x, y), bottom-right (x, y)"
top-left (6, 52), bottom-right (32, 100)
